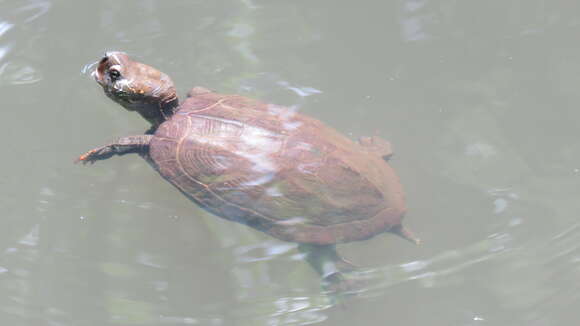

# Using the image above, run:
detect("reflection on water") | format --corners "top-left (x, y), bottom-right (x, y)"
top-left (1, 0), bottom-right (580, 325)
top-left (0, 4), bottom-right (43, 86)
top-left (0, 62), bottom-right (42, 85)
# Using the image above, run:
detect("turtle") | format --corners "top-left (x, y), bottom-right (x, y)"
top-left (78, 52), bottom-right (419, 283)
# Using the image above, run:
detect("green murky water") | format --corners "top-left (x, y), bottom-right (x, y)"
top-left (0, 1), bottom-right (578, 325)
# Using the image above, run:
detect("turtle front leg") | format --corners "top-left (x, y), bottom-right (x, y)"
top-left (76, 135), bottom-right (153, 164)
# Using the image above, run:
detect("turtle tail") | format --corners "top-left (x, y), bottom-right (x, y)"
top-left (391, 225), bottom-right (421, 245)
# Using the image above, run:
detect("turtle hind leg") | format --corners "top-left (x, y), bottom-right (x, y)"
top-left (358, 136), bottom-right (393, 161)
top-left (297, 244), bottom-right (360, 292)
top-left (298, 244), bottom-right (354, 277)
top-left (187, 86), bottom-right (213, 97)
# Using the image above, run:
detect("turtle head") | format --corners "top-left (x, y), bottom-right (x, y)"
top-left (93, 52), bottom-right (178, 127)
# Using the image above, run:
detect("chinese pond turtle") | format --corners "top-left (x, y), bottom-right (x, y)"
top-left (78, 52), bottom-right (419, 281)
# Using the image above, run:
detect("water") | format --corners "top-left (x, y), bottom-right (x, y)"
top-left (1, 0), bottom-right (579, 325)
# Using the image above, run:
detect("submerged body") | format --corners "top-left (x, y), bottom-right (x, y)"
top-left (149, 90), bottom-right (406, 245)
top-left (78, 52), bottom-right (418, 282)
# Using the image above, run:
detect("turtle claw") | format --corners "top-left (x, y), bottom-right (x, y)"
top-left (76, 148), bottom-right (107, 165)
top-left (81, 158), bottom-right (97, 165)
top-left (336, 257), bottom-right (358, 273)
top-left (75, 150), bottom-right (93, 164)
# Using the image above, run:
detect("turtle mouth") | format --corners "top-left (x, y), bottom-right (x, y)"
top-left (92, 55), bottom-right (129, 107)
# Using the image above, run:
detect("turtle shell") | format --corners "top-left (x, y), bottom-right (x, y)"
top-left (148, 90), bottom-right (406, 245)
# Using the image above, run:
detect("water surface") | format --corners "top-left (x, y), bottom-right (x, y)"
top-left (0, 1), bottom-right (579, 325)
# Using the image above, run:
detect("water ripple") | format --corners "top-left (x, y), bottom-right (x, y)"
top-left (0, 62), bottom-right (42, 85)
top-left (13, 0), bottom-right (51, 23)
top-left (0, 21), bottom-right (13, 37)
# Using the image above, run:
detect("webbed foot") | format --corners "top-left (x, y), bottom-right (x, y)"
top-left (298, 244), bottom-right (365, 293)
top-left (76, 146), bottom-right (115, 164)
top-left (358, 136), bottom-right (393, 161)
top-left (187, 86), bottom-right (213, 97)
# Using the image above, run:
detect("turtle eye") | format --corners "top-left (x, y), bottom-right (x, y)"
top-left (108, 68), bottom-right (121, 81)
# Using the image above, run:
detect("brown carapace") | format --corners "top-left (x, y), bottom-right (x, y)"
top-left (79, 52), bottom-right (419, 284)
